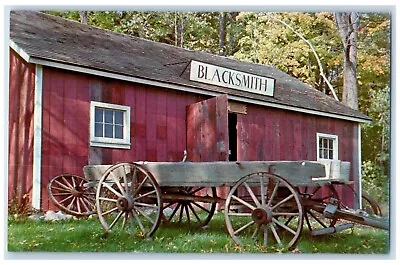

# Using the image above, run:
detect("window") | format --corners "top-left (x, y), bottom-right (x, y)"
top-left (317, 133), bottom-right (338, 160)
top-left (90, 101), bottom-right (130, 149)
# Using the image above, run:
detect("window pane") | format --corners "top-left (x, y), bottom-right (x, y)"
top-left (115, 111), bottom-right (123, 125)
top-left (329, 150), bottom-right (333, 159)
top-left (95, 123), bottom-right (103, 137)
top-left (323, 138), bottom-right (328, 148)
top-left (105, 110), bottom-right (113, 123)
top-left (115, 125), bottom-right (123, 139)
top-left (95, 108), bottom-right (103, 122)
top-left (328, 139), bottom-right (333, 150)
top-left (105, 124), bottom-right (113, 138)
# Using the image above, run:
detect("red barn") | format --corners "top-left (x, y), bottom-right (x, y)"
top-left (8, 11), bottom-right (371, 212)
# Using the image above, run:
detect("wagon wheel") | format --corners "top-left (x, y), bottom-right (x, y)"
top-left (48, 173), bottom-right (96, 217)
top-left (298, 185), bottom-right (339, 234)
top-left (96, 162), bottom-right (162, 238)
top-left (225, 172), bottom-right (304, 250)
top-left (361, 193), bottom-right (382, 216)
top-left (161, 186), bottom-right (217, 227)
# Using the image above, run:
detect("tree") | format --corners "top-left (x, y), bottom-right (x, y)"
top-left (335, 12), bottom-right (359, 110)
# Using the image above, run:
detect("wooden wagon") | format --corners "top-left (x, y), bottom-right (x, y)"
top-left (48, 160), bottom-right (388, 250)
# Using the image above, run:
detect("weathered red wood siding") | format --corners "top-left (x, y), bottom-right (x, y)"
top-left (40, 67), bottom-right (205, 210)
top-left (8, 50), bottom-right (35, 207)
top-left (187, 95), bottom-right (229, 162)
top-left (237, 104), bottom-right (359, 206)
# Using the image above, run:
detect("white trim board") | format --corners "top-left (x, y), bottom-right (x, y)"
top-left (10, 43), bottom-right (371, 124)
top-left (32, 64), bottom-right (43, 210)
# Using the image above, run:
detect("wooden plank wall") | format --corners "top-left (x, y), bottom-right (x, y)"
top-left (8, 50), bottom-right (36, 207)
top-left (237, 104), bottom-right (359, 206)
top-left (40, 67), bottom-right (205, 210)
top-left (186, 95), bottom-right (229, 162)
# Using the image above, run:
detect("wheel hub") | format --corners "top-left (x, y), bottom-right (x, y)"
top-left (252, 207), bottom-right (273, 225)
top-left (117, 196), bottom-right (135, 211)
top-left (71, 186), bottom-right (84, 197)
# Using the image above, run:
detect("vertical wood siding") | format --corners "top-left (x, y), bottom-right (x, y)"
top-left (8, 50), bottom-right (36, 207)
top-left (237, 104), bottom-right (359, 206)
top-left (39, 67), bottom-right (204, 210)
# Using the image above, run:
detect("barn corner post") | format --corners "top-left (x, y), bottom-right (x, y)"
top-left (32, 64), bottom-right (43, 210)
top-left (357, 123), bottom-right (362, 209)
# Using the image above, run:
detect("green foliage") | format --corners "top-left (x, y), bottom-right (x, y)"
top-left (361, 161), bottom-right (389, 206)
top-left (8, 192), bottom-right (33, 218)
top-left (234, 12), bottom-right (342, 94)
top-left (8, 213), bottom-right (389, 254)
top-left (362, 86), bottom-right (390, 173)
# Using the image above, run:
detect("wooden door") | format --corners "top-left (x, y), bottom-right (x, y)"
top-left (186, 94), bottom-right (229, 162)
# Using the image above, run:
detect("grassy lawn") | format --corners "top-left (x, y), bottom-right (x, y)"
top-left (7, 213), bottom-right (390, 255)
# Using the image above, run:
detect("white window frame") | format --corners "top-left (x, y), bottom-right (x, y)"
top-left (316, 133), bottom-right (338, 161)
top-left (90, 101), bottom-right (131, 149)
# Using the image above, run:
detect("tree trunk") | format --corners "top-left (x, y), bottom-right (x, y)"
top-left (79, 11), bottom-right (88, 24)
top-left (335, 12), bottom-right (359, 110)
top-left (219, 12), bottom-right (227, 56)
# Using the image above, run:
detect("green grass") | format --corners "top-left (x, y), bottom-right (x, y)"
top-left (7, 213), bottom-right (390, 254)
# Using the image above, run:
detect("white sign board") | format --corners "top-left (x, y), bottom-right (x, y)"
top-left (190, 60), bottom-right (275, 97)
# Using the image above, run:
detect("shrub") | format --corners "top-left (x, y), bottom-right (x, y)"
top-left (361, 160), bottom-right (389, 205)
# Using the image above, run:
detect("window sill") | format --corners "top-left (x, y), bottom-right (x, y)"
top-left (90, 141), bottom-right (131, 149)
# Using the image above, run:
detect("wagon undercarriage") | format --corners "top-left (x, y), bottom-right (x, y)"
top-left (47, 160), bottom-right (389, 251)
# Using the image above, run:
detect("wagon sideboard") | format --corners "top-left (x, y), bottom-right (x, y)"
top-left (83, 160), bottom-right (351, 187)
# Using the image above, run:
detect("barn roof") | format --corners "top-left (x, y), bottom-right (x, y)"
top-left (9, 10), bottom-right (371, 122)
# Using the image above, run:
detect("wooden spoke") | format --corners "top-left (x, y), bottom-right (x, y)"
top-left (272, 212), bottom-right (299, 217)
top-left (243, 182), bottom-right (261, 207)
top-left (132, 209), bottom-right (146, 233)
top-left (233, 220), bottom-right (255, 235)
top-left (61, 176), bottom-right (74, 189)
top-left (103, 183), bottom-right (123, 197)
top-left (192, 201), bottom-right (212, 213)
top-left (252, 224), bottom-right (261, 239)
top-left (134, 189), bottom-right (157, 201)
top-left (188, 203), bottom-right (201, 222)
top-left (272, 217), bottom-right (297, 235)
top-left (59, 195), bottom-right (74, 204)
top-left (98, 197), bottom-right (118, 203)
top-left (263, 225), bottom-right (269, 246)
top-left (53, 192), bottom-right (73, 197)
top-left (53, 180), bottom-right (71, 191)
top-left (228, 212), bottom-right (252, 217)
top-left (135, 206), bottom-right (156, 225)
top-left (270, 224), bottom-right (282, 246)
top-left (231, 195), bottom-right (256, 210)
top-left (260, 176), bottom-right (266, 206)
top-left (109, 211), bottom-right (124, 230)
top-left (121, 212), bottom-right (128, 231)
top-left (132, 175), bottom-right (149, 197)
top-left (128, 211), bottom-right (136, 235)
top-left (109, 171), bottom-right (125, 195)
top-left (161, 186), bottom-right (216, 227)
top-left (51, 186), bottom-right (71, 192)
top-left (67, 197), bottom-right (76, 210)
top-left (101, 207), bottom-right (119, 216)
top-left (271, 194), bottom-right (294, 211)
top-left (267, 181), bottom-right (280, 207)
